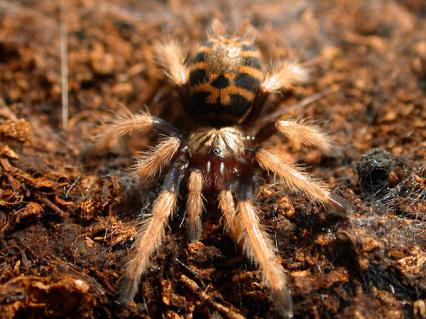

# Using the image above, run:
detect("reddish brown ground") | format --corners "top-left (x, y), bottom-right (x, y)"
top-left (0, 1), bottom-right (425, 318)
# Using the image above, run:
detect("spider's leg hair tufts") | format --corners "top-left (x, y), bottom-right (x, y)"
top-left (154, 40), bottom-right (188, 86)
top-left (262, 62), bottom-right (309, 93)
top-left (131, 136), bottom-right (181, 180)
top-left (186, 170), bottom-right (204, 242)
top-left (119, 190), bottom-right (178, 304)
top-left (276, 118), bottom-right (334, 153)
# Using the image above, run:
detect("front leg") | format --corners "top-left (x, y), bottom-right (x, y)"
top-left (154, 41), bottom-right (194, 114)
top-left (252, 62), bottom-right (334, 152)
top-left (242, 62), bottom-right (309, 131)
top-left (254, 117), bottom-right (334, 154)
top-left (154, 41), bottom-right (189, 87)
top-left (261, 62), bottom-right (308, 93)
top-left (93, 108), bottom-right (182, 152)
top-left (119, 163), bottom-right (187, 304)
top-left (131, 136), bottom-right (182, 180)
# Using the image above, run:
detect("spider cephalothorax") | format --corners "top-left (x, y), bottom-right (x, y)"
top-left (94, 20), bottom-right (351, 318)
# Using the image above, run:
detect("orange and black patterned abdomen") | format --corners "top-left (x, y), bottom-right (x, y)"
top-left (188, 40), bottom-right (263, 126)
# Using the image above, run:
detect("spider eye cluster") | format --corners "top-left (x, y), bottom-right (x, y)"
top-left (187, 37), bottom-right (264, 126)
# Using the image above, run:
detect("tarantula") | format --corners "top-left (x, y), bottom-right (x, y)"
top-left (95, 20), bottom-right (351, 318)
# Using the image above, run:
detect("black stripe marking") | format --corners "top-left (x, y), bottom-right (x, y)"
top-left (229, 94), bottom-right (251, 117)
top-left (192, 91), bottom-right (211, 111)
top-left (234, 73), bottom-right (260, 92)
top-left (243, 57), bottom-right (262, 70)
top-left (189, 69), bottom-right (209, 85)
top-left (190, 52), bottom-right (206, 64)
top-left (211, 74), bottom-right (230, 89)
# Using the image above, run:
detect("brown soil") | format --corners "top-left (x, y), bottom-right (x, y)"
top-left (0, 1), bottom-right (425, 318)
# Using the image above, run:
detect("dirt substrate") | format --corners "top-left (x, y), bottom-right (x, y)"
top-left (0, 1), bottom-right (425, 318)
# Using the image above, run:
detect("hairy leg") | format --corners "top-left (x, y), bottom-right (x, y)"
top-left (154, 40), bottom-right (194, 116)
top-left (218, 189), bottom-right (242, 240)
top-left (256, 148), bottom-right (351, 216)
top-left (218, 181), bottom-right (292, 318)
top-left (132, 136), bottom-right (181, 180)
top-left (119, 165), bottom-right (185, 303)
top-left (246, 61), bottom-right (309, 136)
top-left (261, 62), bottom-right (308, 93)
top-left (254, 118), bottom-right (333, 153)
top-left (93, 108), bottom-right (181, 152)
top-left (276, 119), bottom-right (333, 153)
top-left (236, 199), bottom-right (293, 318)
top-left (154, 41), bottom-right (189, 87)
top-left (186, 170), bottom-right (204, 242)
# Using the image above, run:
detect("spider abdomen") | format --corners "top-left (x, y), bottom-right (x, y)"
top-left (188, 38), bottom-right (263, 126)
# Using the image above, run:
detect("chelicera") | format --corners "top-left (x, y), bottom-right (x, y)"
top-left (94, 20), bottom-right (351, 318)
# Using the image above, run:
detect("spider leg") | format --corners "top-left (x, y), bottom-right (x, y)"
top-left (254, 118), bottom-right (334, 154)
top-left (119, 164), bottom-right (186, 304)
top-left (240, 90), bottom-right (269, 129)
top-left (249, 65), bottom-right (332, 153)
top-left (275, 119), bottom-right (333, 153)
top-left (154, 40), bottom-right (195, 117)
top-left (207, 18), bottom-right (226, 39)
top-left (243, 62), bottom-right (309, 133)
top-left (154, 41), bottom-right (189, 87)
top-left (93, 109), bottom-right (182, 152)
top-left (185, 170), bottom-right (204, 242)
top-left (132, 136), bottom-right (181, 180)
top-left (233, 178), bottom-right (293, 319)
top-left (256, 148), bottom-right (352, 216)
top-left (261, 62), bottom-right (308, 93)
top-left (218, 189), bottom-right (242, 240)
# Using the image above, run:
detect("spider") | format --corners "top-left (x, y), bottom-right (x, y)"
top-left (94, 20), bottom-right (351, 318)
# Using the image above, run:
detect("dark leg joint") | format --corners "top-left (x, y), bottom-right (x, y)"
top-left (238, 175), bottom-right (257, 201)
top-left (241, 91), bottom-right (269, 129)
top-left (153, 118), bottom-right (183, 138)
top-left (253, 121), bottom-right (277, 145)
top-left (162, 164), bottom-right (187, 193)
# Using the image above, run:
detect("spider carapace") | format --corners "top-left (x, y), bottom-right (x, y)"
top-left (94, 19), bottom-right (352, 319)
